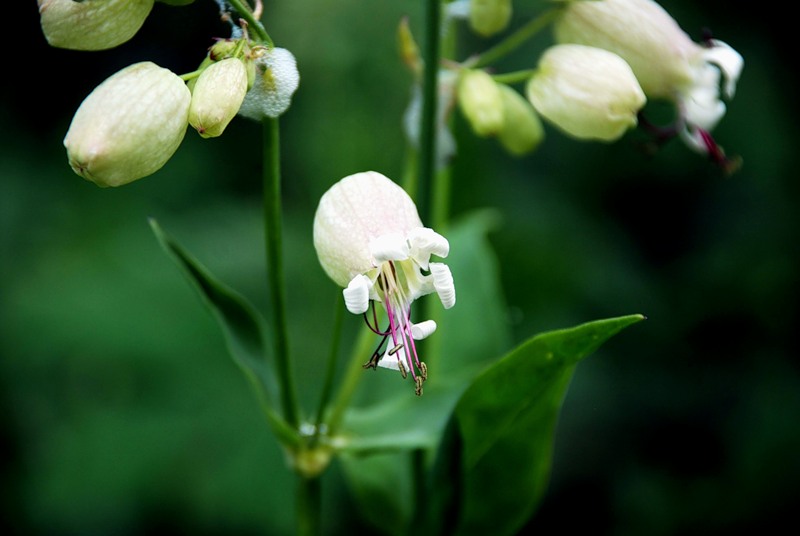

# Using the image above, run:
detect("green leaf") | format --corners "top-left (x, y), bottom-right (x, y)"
top-left (149, 218), bottom-right (296, 446)
top-left (430, 314), bottom-right (646, 536)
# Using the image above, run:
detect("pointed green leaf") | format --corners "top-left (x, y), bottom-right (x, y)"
top-left (433, 314), bottom-right (646, 536)
top-left (149, 218), bottom-right (295, 445)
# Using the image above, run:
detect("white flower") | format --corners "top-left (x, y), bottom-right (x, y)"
top-left (526, 44), bottom-right (646, 142)
top-left (313, 171), bottom-right (456, 395)
top-left (554, 0), bottom-right (743, 160)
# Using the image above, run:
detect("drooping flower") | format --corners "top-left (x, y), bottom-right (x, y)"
top-left (64, 61), bottom-right (191, 187)
top-left (38, 0), bottom-right (154, 51)
top-left (526, 44), bottom-right (646, 142)
top-left (313, 171), bottom-right (456, 395)
top-left (553, 0), bottom-right (743, 167)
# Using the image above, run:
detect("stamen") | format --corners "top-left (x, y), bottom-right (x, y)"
top-left (414, 376), bottom-right (424, 396)
top-left (419, 361), bottom-right (428, 381)
top-left (398, 360), bottom-right (408, 379)
top-left (388, 344), bottom-right (403, 356)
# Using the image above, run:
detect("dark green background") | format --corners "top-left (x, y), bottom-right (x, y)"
top-left (2, 1), bottom-right (797, 534)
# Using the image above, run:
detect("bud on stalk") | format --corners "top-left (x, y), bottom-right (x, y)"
top-left (64, 62), bottom-right (191, 187)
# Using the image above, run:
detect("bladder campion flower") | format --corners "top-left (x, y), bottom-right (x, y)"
top-left (64, 61), bottom-right (191, 187)
top-left (526, 44), bottom-right (646, 141)
top-left (38, 0), bottom-right (154, 51)
top-left (313, 171), bottom-right (456, 396)
top-left (553, 0), bottom-right (743, 165)
top-left (188, 57), bottom-right (249, 138)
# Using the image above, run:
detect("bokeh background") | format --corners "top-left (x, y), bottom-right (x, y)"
top-left (2, 1), bottom-right (797, 534)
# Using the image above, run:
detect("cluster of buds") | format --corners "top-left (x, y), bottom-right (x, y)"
top-left (42, 2), bottom-right (300, 187)
top-left (552, 0), bottom-right (744, 169)
top-left (442, 0), bottom-right (742, 168)
top-left (457, 69), bottom-right (545, 156)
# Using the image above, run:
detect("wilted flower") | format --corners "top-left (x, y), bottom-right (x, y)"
top-left (64, 62), bottom-right (191, 187)
top-left (189, 57), bottom-right (249, 138)
top-left (237, 47), bottom-right (300, 120)
top-left (313, 171), bottom-right (456, 395)
top-left (553, 0), bottom-right (743, 164)
top-left (526, 44), bottom-right (646, 141)
top-left (38, 0), bottom-right (154, 51)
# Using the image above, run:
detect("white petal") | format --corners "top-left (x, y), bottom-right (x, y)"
top-left (430, 262), bottom-right (456, 309)
top-left (343, 274), bottom-right (371, 314)
top-left (377, 345), bottom-right (407, 372)
top-left (369, 232), bottom-right (410, 264)
top-left (682, 63), bottom-right (726, 131)
top-left (408, 227), bottom-right (450, 270)
top-left (704, 40), bottom-right (744, 99)
top-left (411, 320), bottom-right (437, 340)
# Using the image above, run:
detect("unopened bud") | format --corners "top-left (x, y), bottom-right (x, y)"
top-left (457, 69), bottom-right (505, 137)
top-left (64, 62), bottom-right (191, 187)
top-left (469, 0), bottom-right (512, 37)
top-left (238, 47), bottom-right (300, 120)
top-left (497, 84), bottom-right (544, 156)
top-left (209, 39), bottom-right (238, 62)
top-left (526, 44), bottom-right (646, 142)
top-left (189, 58), bottom-right (248, 138)
top-left (38, 0), bottom-right (154, 51)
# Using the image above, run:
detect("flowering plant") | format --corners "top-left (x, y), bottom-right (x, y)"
top-left (29, 0), bottom-right (748, 534)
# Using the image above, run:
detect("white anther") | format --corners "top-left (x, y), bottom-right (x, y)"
top-left (369, 232), bottom-right (410, 264)
top-left (411, 320), bottom-right (437, 340)
top-left (343, 274), bottom-right (371, 314)
top-left (430, 262), bottom-right (456, 309)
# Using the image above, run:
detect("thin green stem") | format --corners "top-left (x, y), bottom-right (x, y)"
top-left (416, 0), bottom-right (442, 224)
top-left (492, 68), bottom-right (538, 85)
top-left (263, 117), bottom-right (300, 429)
top-left (470, 6), bottom-right (564, 69)
top-left (324, 325), bottom-right (375, 435)
top-left (226, 0), bottom-right (273, 45)
top-left (296, 476), bottom-right (322, 536)
top-left (311, 294), bottom-right (344, 443)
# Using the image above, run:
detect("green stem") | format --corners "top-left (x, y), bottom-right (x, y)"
top-left (470, 6), bottom-right (564, 69)
top-left (296, 476), bottom-right (321, 536)
top-left (312, 294), bottom-right (344, 443)
top-left (324, 325), bottom-right (375, 435)
top-left (263, 117), bottom-right (300, 429)
top-left (226, 0), bottom-right (273, 45)
top-left (416, 0), bottom-right (442, 224)
top-left (492, 68), bottom-right (538, 85)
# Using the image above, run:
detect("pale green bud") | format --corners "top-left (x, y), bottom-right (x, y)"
top-left (238, 48), bottom-right (300, 120)
top-left (457, 69), bottom-right (505, 137)
top-left (469, 0), bottom-right (512, 37)
top-left (189, 58), bottom-right (249, 138)
top-left (64, 62), bottom-right (191, 187)
top-left (526, 44), bottom-right (646, 142)
top-left (497, 84), bottom-right (545, 156)
top-left (38, 0), bottom-right (154, 51)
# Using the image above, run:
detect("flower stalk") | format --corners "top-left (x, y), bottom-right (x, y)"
top-left (263, 116), bottom-right (300, 429)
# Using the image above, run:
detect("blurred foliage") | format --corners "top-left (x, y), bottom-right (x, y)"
top-left (2, 1), bottom-right (799, 535)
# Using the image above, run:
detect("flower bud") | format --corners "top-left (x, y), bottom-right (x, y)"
top-left (469, 0), bottom-right (512, 37)
top-left (64, 62), bottom-right (191, 187)
top-left (526, 44), bottom-right (646, 142)
top-left (237, 47), bottom-right (300, 120)
top-left (189, 58), bottom-right (248, 138)
top-left (457, 69), bottom-right (505, 137)
top-left (38, 0), bottom-right (154, 51)
top-left (497, 84), bottom-right (544, 156)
